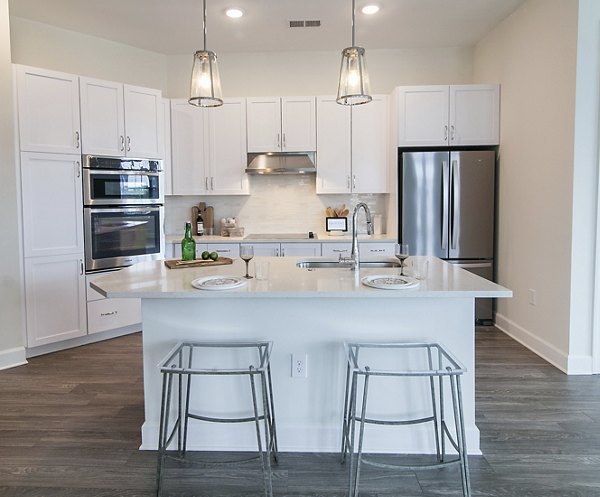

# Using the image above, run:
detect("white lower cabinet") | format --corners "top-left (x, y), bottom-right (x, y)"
top-left (25, 254), bottom-right (87, 348)
top-left (86, 272), bottom-right (141, 335)
top-left (280, 243), bottom-right (321, 257)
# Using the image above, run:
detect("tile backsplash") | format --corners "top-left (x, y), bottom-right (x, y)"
top-left (164, 175), bottom-right (389, 236)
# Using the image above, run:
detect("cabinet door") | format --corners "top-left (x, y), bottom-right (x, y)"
top-left (322, 243), bottom-right (351, 258)
top-left (21, 152), bottom-right (84, 257)
top-left (123, 84), bottom-right (164, 159)
top-left (208, 98), bottom-right (249, 195)
top-left (241, 243), bottom-right (280, 256)
top-left (449, 85), bottom-right (500, 145)
top-left (170, 100), bottom-right (209, 195)
top-left (25, 254), bottom-right (86, 347)
top-left (162, 98), bottom-right (173, 195)
top-left (316, 97), bottom-right (351, 194)
top-left (280, 243), bottom-right (321, 257)
top-left (16, 65), bottom-right (81, 154)
top-left (352, 95), bottom-right (389, 193)
top-left (79, 77), bottom-right (126, 156)
top-left (281, 97), bottom-right (316, 152)
top-left (246, 98), bottom-right (281, 152)
top-left (397, 86), bottom-right (449, 147)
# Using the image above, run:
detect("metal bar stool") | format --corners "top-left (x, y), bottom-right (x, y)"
top-left (340, 342), bottom-right (470, 497)
top-left (156, 341), bottom-right (278, 497)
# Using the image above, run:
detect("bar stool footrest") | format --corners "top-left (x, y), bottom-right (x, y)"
top-left (361, 457), bottom-right (463, 472)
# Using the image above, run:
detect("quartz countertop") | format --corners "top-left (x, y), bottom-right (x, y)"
top-left (91, 256), bottom-right (511, 300)
top-left (165, 233), bottom-right (397, 244)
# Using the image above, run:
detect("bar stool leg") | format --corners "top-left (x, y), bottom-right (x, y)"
top-left (266, 364), bottom-right (279, 461)
top-left (351, 369), bottom-right (370, 497)
top-left (260, 370), bottom-right (275, 496)
top-left (156, 372), bottom-right (173, 497)
top-left (340, 361), bottom-right (352, 463)
top-left (450, 373), bottom-right (471, 497)
top-left (439, 372), bottom-right (446, 462)
top-left (427, 347), bottom-right (442, 461)
top-left (346, 370), bottom-right (359, 497)
top-left (249, 368), bottom-right (272, 497)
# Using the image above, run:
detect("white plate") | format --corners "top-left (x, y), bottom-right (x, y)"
top-left (361, 274), bottom-right (419, 290)
top-left (191, 275), bottom-right (248, 291)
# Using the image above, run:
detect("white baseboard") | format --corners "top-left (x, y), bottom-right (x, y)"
top-left (495, 313), bottom-right (592, 375)
top-left (0, 346), bottom-right (27, 370)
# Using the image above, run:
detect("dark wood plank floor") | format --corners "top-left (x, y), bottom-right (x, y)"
top-left (0, 328), bottom-right (599, 496)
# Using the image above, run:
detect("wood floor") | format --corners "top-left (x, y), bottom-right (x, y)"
top-left (0, 328), bottom-right (599, 496)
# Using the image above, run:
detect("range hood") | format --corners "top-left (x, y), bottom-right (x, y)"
top-left (245, 152), bottom-right (316, 175)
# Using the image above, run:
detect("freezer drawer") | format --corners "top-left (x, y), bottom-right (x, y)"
top-left (449, 260), bottom-right (495, 324)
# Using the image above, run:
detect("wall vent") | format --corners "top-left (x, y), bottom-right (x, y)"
top-left (289, 20), bottom-right (321, 28)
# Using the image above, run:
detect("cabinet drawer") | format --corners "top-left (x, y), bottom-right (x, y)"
top-left (360, 243), bottom-right (395, 257)
top-left (208, 243), bottom-right (240, 257)
top-left (87, 298), bottom-right (141, 335)
top-left (321, 243), bottom-right (351, 257)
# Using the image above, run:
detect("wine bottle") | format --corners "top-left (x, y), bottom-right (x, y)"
top-left (181, 222), bottom-right (196, 261)
top-left (196, 211), bottom-right (205, 236)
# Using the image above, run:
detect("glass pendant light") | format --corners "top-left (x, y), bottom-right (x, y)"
top-left (336, 0), bottom-right (372, 105)
top-left (189, 0), bottom-right (223, 107)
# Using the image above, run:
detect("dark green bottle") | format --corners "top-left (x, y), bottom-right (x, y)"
top-left (181, 222), bottom-right (196, 261)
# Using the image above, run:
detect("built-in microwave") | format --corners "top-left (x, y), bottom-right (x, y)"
top-left (82, 155), bottom-right (163, 206)
top-left (84, 206), bottom-right (165, 272)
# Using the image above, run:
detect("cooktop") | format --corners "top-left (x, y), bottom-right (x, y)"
top-left (244, 233), bottom-right (317, 240)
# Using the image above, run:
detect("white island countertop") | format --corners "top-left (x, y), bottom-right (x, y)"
top-left (91, 256), bottom-right (511, 300)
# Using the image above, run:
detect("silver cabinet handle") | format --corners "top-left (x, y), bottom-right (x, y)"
top-left (210, 177), bottom-right (214, 190)
top-left (75, 131), bottom-right (80, 149)
top-left (205, 177), bottom-right (209, 190)
top-left (444, 125), bottom-right (448, 142)
top-left (277, 133), bottom-right (281, 149)
top-left (100, 311), bottom-right (118, 317)
top-left (450, 125), bottom-right (455, 142)
top-left (333, 249), bottom-right (348, 253)
top-left (281, 247), bottom-right (285, 256)
top-left (126, 136), bottom-right (131, 152)
top-left (353, 175), bottom-right (356, 190)
top-left (75, 161), bottom-right (81, 178)
top-left (120, 135), bottom-right (125, 151)
top-left (80, 260), bottom-right (84, 275)
top-left (347, 176), bottom-right (351, 189)
top-left (282, 133), bottom-right (286, 149)
top-left (275, 248), bottom-right (280, 256)
top-left (369, 248), bottom-right (385, 253)
top-left (217, 249), bottom-right (231, 253)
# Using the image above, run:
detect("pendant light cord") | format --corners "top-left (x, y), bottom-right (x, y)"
top-left (203, 0), bottom-right (207, 50)
top-left (351, 0), bottom-right (356, 47)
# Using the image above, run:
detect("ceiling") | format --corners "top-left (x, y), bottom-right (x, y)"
top-left (9, 0), bottom-right (527, 55)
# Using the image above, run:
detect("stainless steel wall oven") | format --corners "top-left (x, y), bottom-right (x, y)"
top-left (83, 155), bottom-right (164, 272)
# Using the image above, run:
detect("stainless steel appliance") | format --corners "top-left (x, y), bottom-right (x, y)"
top-left (83, 155), bottom-right (165, 272)
top-left (398, 149), bottom-right (496, 323)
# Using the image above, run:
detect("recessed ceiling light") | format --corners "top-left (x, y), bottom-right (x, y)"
top-left (225, 8), bottom-right (244, 18)
top-left (361, 4), bottom-right (380, 15)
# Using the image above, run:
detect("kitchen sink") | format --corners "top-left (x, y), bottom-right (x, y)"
top-left (296, 260), bottom-right (401, 269)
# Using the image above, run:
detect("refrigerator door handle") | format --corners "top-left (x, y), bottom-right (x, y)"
top-left (453, 262), bottom-right (491, 269)
top-left (441, 160), bottom-right (449, 251)
top-left (451, 159), bottom-right (459, 250)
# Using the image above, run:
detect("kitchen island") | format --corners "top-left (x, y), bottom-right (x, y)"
top-left (92, 256), bottom-right (511, 454)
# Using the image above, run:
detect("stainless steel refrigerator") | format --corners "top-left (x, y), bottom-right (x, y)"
top-left (399, 149), bottom-right (496, 323)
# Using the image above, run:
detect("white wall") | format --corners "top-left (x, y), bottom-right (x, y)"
top-left (166, 47), bottom-right (473, 98)
top-left (10, 17), bottom-right (168, 91)
top-left (0, 0), bottom-right (26, 368)
top-left (473, 0), bottom-right (579, 371)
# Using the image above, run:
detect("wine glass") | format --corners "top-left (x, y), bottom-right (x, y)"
top-left (240, 245), bottom-right (254, 279)
top-left (395, 243), bottom-right (409, 276)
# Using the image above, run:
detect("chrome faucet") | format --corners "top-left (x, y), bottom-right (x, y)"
top-left (340, 202), bottom-right (373, 270)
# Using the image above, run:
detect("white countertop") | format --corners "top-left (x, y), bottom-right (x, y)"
top-left (165, 233), bottom-right (397, 244)
top-left (91, 256), bottom-right (512, 300)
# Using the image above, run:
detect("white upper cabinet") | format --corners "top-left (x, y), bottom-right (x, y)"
top-left (316, 95), bottom-right (388, 194)
top-left (80, 77), bottom-right (164, 158)
top-left (397, 84), bottom-right (500, 146)
top-left (170, 98), bottom-right (248, 196)
top-left (247, 97), bottom-right (316, 152)
top-left (449, 85), bottom-right (500, 145)
top-left (16, 65), bottom-right (81, 154)
top-left (20, 152), bottom-right (84, 258)
top-left (316, 97), bottom-right (351, 194)
top-left (351, 95), bottom-right (389, 194)
top-left (161, 98), bottom-right (173, 195)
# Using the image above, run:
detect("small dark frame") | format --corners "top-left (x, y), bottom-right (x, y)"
top-left (325, 217), bottom-right (348, 232)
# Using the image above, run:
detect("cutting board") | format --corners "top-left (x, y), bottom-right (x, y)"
top-left (164, 257), bottom-right (234, 269)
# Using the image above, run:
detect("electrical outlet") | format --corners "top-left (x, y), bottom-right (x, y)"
top-left (529, 289), bottom-right (537, 306)
top-left (292, 353), bottom-right (308, 378)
